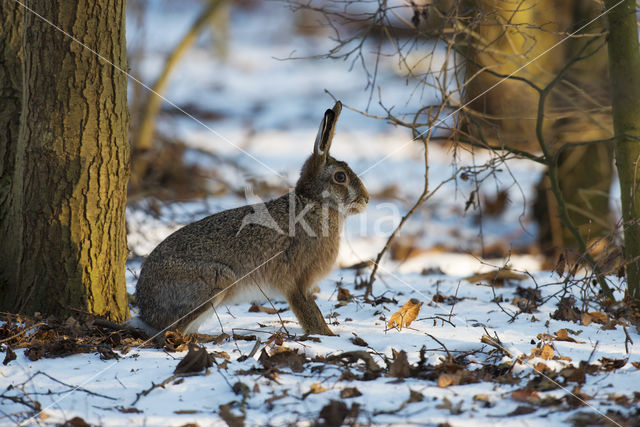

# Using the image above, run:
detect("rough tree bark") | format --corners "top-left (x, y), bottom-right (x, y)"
top-left (0, 0), bottom-right (24, 294)
top-left (605, 0), bottom-right (640, 300)
top-left (0, 1), bottom-right (130, 321)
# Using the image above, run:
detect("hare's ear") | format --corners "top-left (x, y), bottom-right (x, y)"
top-left (313, 101), bottom-right (342, 161)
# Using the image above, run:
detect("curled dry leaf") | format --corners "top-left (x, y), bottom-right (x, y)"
top-left (248, 304), bottom-right (279, 315)
top-left (437, 372), bottom-right (462, 388)
top-left (554, 328), bottom-right (584, 343)
top-left (530, 344), bottom-right (554, 360)
top-left (387, 299), bottom-right (422, 330)
top-left (581, 311), bottom-right (610, 326)
top-left (465, 269), bottom-right (528, 284)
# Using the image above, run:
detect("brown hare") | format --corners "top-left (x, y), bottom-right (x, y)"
top-left (134, 101), bottom-right (368, 336)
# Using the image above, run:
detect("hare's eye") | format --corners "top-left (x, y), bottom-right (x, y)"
top-left (333, 171), bottom-right (347, 184)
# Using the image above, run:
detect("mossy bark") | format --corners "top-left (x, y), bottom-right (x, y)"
top-left (605, 0), bottom-right (640, 299)
top-left (0, 1), bottom-right (130, 321)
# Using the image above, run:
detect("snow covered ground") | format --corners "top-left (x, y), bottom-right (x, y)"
top-left (2, 1), bottom-right (639, 426)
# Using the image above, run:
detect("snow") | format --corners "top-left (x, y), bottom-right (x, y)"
top-left (2, 1), bottom-right (639, 426)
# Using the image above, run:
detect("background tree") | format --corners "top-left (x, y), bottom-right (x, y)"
top-left (287, 0), bottom-right (633, 301)
top-left (461, 0), bottom-right (614, 258)
top-left (0, 0), bottom-right (130, 321)
top-left (605, 0), bottom-right (640, 300)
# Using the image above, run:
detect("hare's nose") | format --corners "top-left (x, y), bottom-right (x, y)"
top-left (363, 188), bottom-right (370, 204)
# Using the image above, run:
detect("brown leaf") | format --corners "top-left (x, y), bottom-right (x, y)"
top-left (599, 357), bottom-right (627, 372)
top-left (337, 287), bottom-right (352, 302)
top-left (340, 387), bottom-right (362, 399)
top-left (508, 406), bottom-right (536, 416)
top-left (538, 344), bottom-right (554, 360)
top-left (511, 388), bottom-right (540, 403)
top-left (248, 304), bottom-right (279, 315)
top-left (308, 382), bottom-right (327, 394)
top-left (350, 333), bottom-right (368, 347)
top-left (25, 344), bottom-right (44, 361)
top-left (437, 372), bottom-right (462, 388)
top-left (61, 416), bottom-right (91, 427)
top-left (582, 311), bottom-right (609, 326)
top-left (387, 299), bottom-right (422, 330)
top-left (555, 329), bottom-right (584, 343)
top-left (319, 400), bottom-right (348, 426)
top-left (174, 344), bottom-right (213, 375)
top-left (3, 346), bottom-right (16, 365)
top-left (219, 403), bottom-right (245, 427)
top-left (408, 389), bottom-right (424, 403)
top-left (259, 348), bottom-right (306, 373)
top-left (559, 366), bottom-right (586, 384)
top-left (534, 362), bottom-right (549, 373)
top-left (164, 330), bottom-right (196, 352)
top-left (631, 361), bottom-right (640, 369)
top-left (465, 269), bottom-right (528, 284)
top-left (436, 397), bottom-right (463, 414)
top-left (388, 350), bottom-right (411, 378)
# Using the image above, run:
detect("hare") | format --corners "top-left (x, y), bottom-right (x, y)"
top-left (134, 101), bottom-right (368, 336)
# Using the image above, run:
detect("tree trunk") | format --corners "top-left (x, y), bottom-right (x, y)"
top-left (464, 0), bottom-right (614, 256)
top-left (0, 1), bottom-right (130, 321)
top-left (0, 0), bottom-right (24, 292)
top-left (605, 0), bottom-right (640, 300)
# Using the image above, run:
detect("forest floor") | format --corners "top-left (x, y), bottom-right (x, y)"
top-left (2, 1), bottom-right (640, 426)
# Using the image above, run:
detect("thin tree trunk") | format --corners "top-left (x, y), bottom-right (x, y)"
top-left (0, 1), bottom-right (130, 321)
top-left (605, 0), bottom-right (640, 300)
top-left (133, 0), bottom-right (226, 153)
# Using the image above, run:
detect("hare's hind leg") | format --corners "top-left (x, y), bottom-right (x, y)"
top-left (286, 288), bottom-right (335, 336)
top-left (166, 261), bottom-right (237, 335)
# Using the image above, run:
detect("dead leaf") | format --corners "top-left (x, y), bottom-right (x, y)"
top-left (473, 394), bottom-right (490, 402)
top-left (511, 388), bottom-right (540, 404)
top-left (388, 350), bottom-right (411, 378)
top-left (61, 416), bottom-right (90, 427)
top-left (534, 362), bottom-right (549, 373)
top-left (350, 333), bottom-right (368, 347)
top-left (164, 330), bottom-right (196, 352)
top-left (559, 366), bottom-right (586, 384)
top-left (340, 387), bottom-right (362, 398)
top-left (3, 346), bottom-right (16, 365)
top-left (465, 269), bottom-right (528, 284)
top-left (319, 400), bottom-right (348, 426)
top-left (582, 311), bottom-right (610, 326)
top-left (599, 357), bottom-right (627, 372)
top-left (259, 348), bottom-right (306, 373)
top-left (541, 344), bottom-right (554, 360)
top-left (337, 287), bottom-right (352, 302)
top-left (508, 405), bottom-right (536, 416)
top-left (437, 372), bottom-right (462, 388)
top-left (631, 361), bottom-right (640, 369)
top-left (309, 382), bottom-right (327, 394)
top-left (408, 389), bottom-right (423, 403)
top-left (219, 402), bottom-right (244, 427)
top-left (436, 397), bottom-right (463, 414)
top-left (248, 304), bottom-right (279, 315)
top-left (530, 344), bottom-right (554, 360)
top-left (174, 344), bottom-right (212, 374)
top-left (387, 299), bottom-right (422, 330)
top-left (555, 329), bottom-right (584, 343)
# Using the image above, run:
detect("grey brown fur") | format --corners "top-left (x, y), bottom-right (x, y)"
top-left (135, 101), bottom-right (368, 336)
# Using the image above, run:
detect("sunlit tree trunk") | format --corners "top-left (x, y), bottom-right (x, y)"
top-left (0, 1), bottom-right (130, 321)
top-left (605, 0), bottom-right (640, 300)
top-left (464, 0), bottom-right (614, 255)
